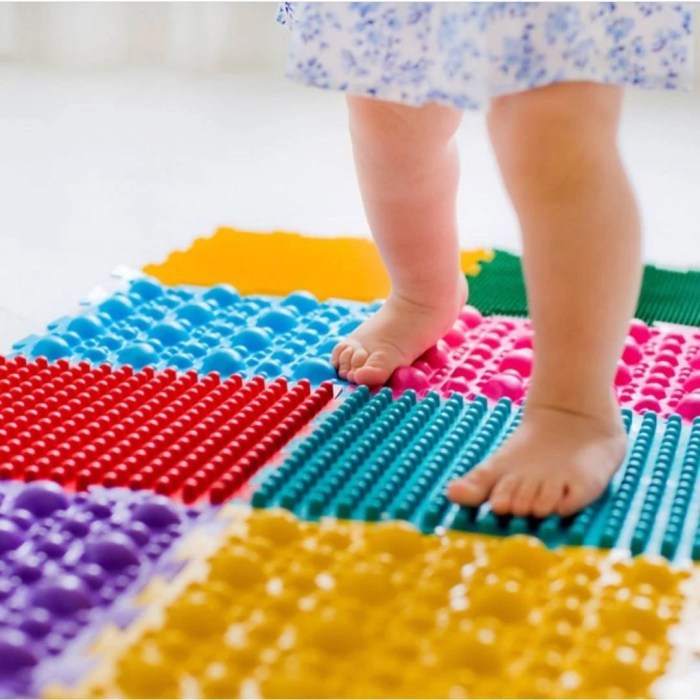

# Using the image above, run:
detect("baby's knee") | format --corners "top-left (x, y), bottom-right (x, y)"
top-left (347, 95), bottom-right (461, 156)
top-left (487, 82), bottom-right (623, 191)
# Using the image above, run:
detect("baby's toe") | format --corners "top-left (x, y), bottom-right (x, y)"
top-left (337, 346), bottom-right (355, 379)
top-left (447, 462), bottom-right (502, 506)
top-left (489, 473), bottom-right (521, 514)
top-left (510, 476), bottom-right (543, 517)
top-left (531, 480), bottom-right (566, 519)
top-left (330, 341), bottom-right (351, 369)
top-left (346, 348), bottom-right (369, 383)
top-left (350, 348), bottom-right (369, 369)
top-left (352, 347), bottom-right (402, 387)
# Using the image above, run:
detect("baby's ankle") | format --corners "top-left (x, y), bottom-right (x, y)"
top-left (527, 382), bottom-right (619, 417)
top-left (390, 270), bottom-right (467, 311)
top-left (523, 398), bottom-right (625, 439)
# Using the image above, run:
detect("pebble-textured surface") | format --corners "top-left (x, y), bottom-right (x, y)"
top-left (0, 356), bottom-right (333, 505)
top-left (252, 388), bottom-right (700, 561)
top-left (11, 279), bottom-right (378, 384)
top-left (0, 481), bottom-right (199, 697)
top-left (3, 228), bottom-right (700, 699)
top-left (389, 309), bottom-right (700, 420)
top-left (59, 508), bottom-right (694, 699)
top-left (11, 280), bottom-right (700, 419)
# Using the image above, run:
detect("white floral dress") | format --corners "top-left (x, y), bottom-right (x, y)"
top-left (278, 2), bottom-right (694, 110)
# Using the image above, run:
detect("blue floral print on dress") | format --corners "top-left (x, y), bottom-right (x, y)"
top-left (277, 2), bottom-right (693, 110)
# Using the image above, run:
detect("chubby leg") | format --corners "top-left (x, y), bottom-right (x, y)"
top-left (448, 82), bottom-right (640, 517)
top-left (331, 96), bottom-right (467, 386)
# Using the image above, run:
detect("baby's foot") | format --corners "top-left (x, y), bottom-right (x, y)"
top-left (331, 276), bottom-right (467, 387)
top-left (447, 402), bottom-right (627, 517)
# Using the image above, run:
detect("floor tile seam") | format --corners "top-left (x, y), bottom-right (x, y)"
top-left (41, 508), bottom-right (234, 698)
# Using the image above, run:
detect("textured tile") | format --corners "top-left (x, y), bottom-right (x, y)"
top-left (56, 508), bottom-right (697, 699)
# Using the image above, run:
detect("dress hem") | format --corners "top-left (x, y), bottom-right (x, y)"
top-left (284, 67), bottom-right (693, 112)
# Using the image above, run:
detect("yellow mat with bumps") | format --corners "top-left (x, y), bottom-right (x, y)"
top-left (54, 508), bottom-right (698, 700)
top-left (143, 228), bottom-right (493, 301)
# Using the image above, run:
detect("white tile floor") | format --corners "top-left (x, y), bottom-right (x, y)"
top-left (2, 65), bottom-right (700, 350)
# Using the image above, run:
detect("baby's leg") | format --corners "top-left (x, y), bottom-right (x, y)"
top-left (449, 82), bottom-right (640, 517)
top-left (332, 97), bottom-right (467, 386)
